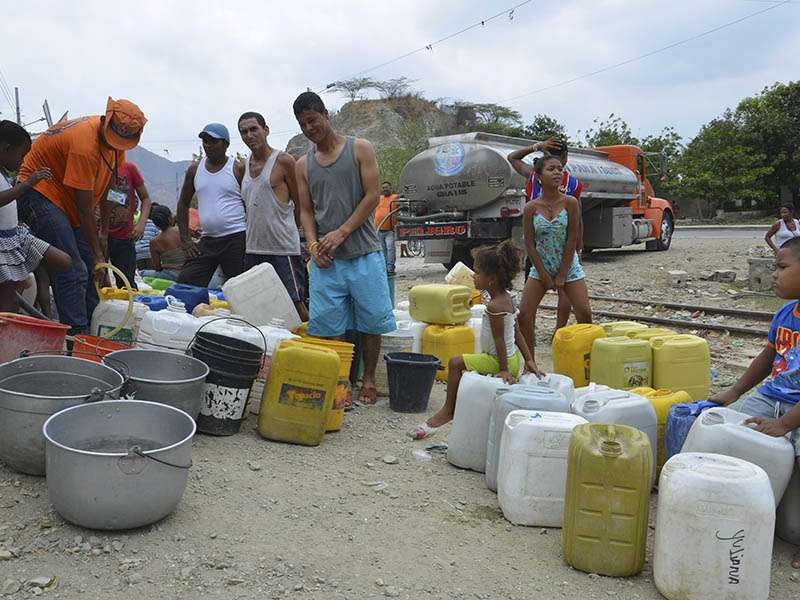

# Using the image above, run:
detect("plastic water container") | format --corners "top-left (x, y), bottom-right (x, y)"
top-left (654, 453), bottom-right (774, 600)
top-left (519, 372), bottom-right (575, 406)
top-left (258, 341), bottom-right (339, 446)
top-left (573, 383), bottom-right (610, 401)
top-left (629, 386), bottom-right (656, 396)
top-left (776, 466), bottom-right (800, 545)
top-left (446, 372), bottom-right (506, 472)
top-left (164, 283), bottom-right (209, 314)
top-left (375, 324), bottom-right (414, 396)
top-left (470, 303), bottom-right (486, 320)
top-left (445, 261), bottom-right (476, 289)
top-left (91, 299), bottom-right (148, 345)
top-left (136, 297), bottom-right (204, 352)
top-left (498, 410), bottom-right (588, 527)
top-left (485, 385), bottom-right (570, 491)
top-left (651, 334), bottom-right (710, 400)
top-left (422, 324), bottom-right (475, 381)
top-left (408, 320), bottom-right (427, 353)
top-left (589, 336), bottom-right (651, 389)
top-left (572, 389), bottom-right (658, 484)
top-left (409, 284), bottom-right (471, 325)
top-left (392, 309), bottom-right (411, 323)
top-left (467, 318), bottom-right (483, 353)
top-left (600, 321), bottom-right (648, 337)
top-left (563, 423), bottom-right (652, 576)
top-left (682, 407), bottom-right (794, 505)
top-left (665, 400), bottom-right (719, 462)
top-left (248, 323), bottom-right (300, 415)
top-left (222, 263), bottom-right (302, 331)
top-left (628, 327), bottom-right (676, 341)
top-left (552, 324), bottom-right (606, 387)
top-left (644, 389), bottom-right (693, 478)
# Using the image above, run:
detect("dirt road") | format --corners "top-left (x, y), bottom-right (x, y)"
top-left (1, 236), bottom-right (798, 599)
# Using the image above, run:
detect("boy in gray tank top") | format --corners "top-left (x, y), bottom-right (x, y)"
top-left (238, 111), bottom-right (308, 321)
top-left (293, 92), bottom-right (395, 405)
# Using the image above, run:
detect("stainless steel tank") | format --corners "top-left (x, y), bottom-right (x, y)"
top-left (399, 132), bottom-right (640, 213)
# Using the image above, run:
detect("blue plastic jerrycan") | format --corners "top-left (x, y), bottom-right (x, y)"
top-left (665, 400), bottom-right (720, 461)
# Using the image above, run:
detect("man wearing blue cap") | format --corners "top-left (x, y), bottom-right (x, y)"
top-left (176, 123), bottom-right (247, 286)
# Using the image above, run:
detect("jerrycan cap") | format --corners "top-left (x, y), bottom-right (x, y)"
top-left (672, 404), bottom-right (693, 418)
top-left (582, 399), bottom-right (601, 413)
top-left (165, 295), bottom-right (187, 312)
top-left (600, 439), bottom-right (623, 457)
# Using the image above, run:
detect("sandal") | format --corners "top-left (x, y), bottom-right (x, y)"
top-left (407, 423), bottom-right (438, 440)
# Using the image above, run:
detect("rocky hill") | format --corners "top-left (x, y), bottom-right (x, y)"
top-left (285, 97), bottom-right (457, 159)
top-left (126, 146), bottom-right (192, 210)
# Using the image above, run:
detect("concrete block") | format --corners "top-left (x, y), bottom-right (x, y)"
top-left (747, 258), bottom-right (775, 292)
top-left (711, 269), bottom-right (737, 283)
top-left (668, 270), bottom-right (688, 287)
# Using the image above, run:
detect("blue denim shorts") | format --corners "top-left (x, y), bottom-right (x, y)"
top-left (739, 391), bottom-right (800, 456)
top-left (308, 251), bottom-right (395, 337)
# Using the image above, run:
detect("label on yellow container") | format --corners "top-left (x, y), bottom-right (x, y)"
top-left (623, 362), bottom-right (650, 388)
top-left (278, 384), bottom-right (325, 409)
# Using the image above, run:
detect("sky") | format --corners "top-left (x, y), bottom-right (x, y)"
top-left (2, 0), bottom-right (798, 161)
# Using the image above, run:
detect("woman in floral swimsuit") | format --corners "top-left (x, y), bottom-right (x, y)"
top-left (518, 154), bottom-right (592, 362)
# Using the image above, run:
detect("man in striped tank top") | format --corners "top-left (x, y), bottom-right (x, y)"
top-left (293, 92), bottom-right (396, 405)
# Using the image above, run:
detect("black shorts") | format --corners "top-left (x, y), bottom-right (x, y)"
top-left (244, 253), bottom-right (307, 303)
top-left (178, 231), bottom-right (245, 287)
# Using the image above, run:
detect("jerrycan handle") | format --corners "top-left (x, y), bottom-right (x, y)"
top-left (700, 410), bottom-right (725, 426)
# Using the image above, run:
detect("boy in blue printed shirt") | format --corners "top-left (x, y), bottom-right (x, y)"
top-left (712, 236), bottom-right (800, 568)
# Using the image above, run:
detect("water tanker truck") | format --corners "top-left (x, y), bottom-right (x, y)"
top-left (396, 132), bottom-right (675, 268)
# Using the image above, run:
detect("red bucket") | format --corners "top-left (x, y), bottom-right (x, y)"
top-left (0, 313), bottom-right (70, 363)
top-left (72, 335), bottom-right (131, 363)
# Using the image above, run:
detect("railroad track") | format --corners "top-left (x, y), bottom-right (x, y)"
top-left (539, 292), bottom-right (771, 337)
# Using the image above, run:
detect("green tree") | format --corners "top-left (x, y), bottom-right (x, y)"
top-left (673, 113), bottom-right (772, 218)
top-left (524, 114), bottom-right (569, 142)
top-left (326, 78), bottom-right (375, 102)
top-left (374, 77), bottom-right (417, 99)
top-left (640, 126), bottom-right (683, 198)
top-left (581, 114), bottom-right (638, 147)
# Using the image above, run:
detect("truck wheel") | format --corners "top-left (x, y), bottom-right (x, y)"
top-left (646, 211), bottom-right (673, 251)
top-left (444, 244), bottom-right (474, 271)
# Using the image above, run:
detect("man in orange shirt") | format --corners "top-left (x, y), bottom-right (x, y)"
top-left (17, 97), bottom-right (146, 334)
top-left (374, 181), bottom-right (398, 274)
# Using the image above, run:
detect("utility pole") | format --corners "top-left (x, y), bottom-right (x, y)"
top-left (14, 87), bottom-right (21, 125)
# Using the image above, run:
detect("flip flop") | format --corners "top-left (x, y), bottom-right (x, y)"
top-left (407, 423), bottom-right (438, 440)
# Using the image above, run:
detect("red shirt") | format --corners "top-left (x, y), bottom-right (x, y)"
top-left (108, 162), bottom-right (144, 240)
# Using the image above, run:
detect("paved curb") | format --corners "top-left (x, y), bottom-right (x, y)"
top-left (676, 224), bottom-right (769, 231)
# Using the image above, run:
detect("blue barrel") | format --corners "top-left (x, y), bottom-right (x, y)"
top-left (135, 295), bottom-right (168, 311)
top-left (665, 401), bottom-right (720, 460)
top-left (165, 284), bottom-right (209, 314)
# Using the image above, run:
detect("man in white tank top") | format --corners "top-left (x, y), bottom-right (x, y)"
top-left (176, 123), bottom-right (247, 287)
top-left (237, 112), bottom-right (308, 321)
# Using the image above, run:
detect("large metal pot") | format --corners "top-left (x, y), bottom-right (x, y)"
top-left (0, 355), bottom-right (124, 475)
top-left (103, 349), bottom-right (209, 419)
top-left (43, 400), bottom-right (195, 530)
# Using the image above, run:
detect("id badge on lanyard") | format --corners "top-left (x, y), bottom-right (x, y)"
top-left (107, 185), bottom-right (127, 206)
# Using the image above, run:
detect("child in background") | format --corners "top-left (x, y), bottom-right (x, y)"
top-left (408, 240), bottom-right (540, 440)
top-left (0, 121), bottom-right (70, 312)
top-left (711, 236), bottom-right (800, 569)
top-left (140, 205), bottom-right (186, 281)
top-left (518, 153), bottom-right (592, 360)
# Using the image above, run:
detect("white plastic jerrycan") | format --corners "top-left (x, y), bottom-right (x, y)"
top-left (681, 406), bottom-right (795, 505)
top-left (447, 372), bottom-right (506, 472)
top-left (485, 384), bottom-right (570, 492)
top-left (136, 296), bottom-right (204, 352)
top-left (222, 263), bottom-right (301, 330)
top-left (572, 389), bottom-right (658, 484)
top-left (497, 410), bottom-right (588, 527)
top-left (519, 372), bottom-right (575, 406)
top-left (654, 452), bottom-right (774, 600)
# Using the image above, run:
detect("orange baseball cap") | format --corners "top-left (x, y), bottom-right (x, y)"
top-left (103, 97), bottom-right (147, 151)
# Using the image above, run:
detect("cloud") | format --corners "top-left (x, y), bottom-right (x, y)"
top-left (3, 0), bottom-right (797, 158)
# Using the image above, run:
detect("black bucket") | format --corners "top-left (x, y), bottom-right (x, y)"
top-left (188, 321), bottom-right (265, 436)
top-left (384, 352), bottom-right (441, 413)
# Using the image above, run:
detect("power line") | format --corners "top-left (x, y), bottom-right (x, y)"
top-left (314, 0), bottom-right (534, 92)
top-left (0, 66), bottom-right (15, 112)
top-left (500, 0), bottom-right (794, 103)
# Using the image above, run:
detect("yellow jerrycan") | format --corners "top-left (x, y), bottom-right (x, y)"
top-left (589, 336), bottom-right (652, 389)
top-left (552, 324), bottom-right (606, 387)
top-left (409, 284), bottom-right (472, 325)
top-left (651, 334), bottom-right (710, 400)
top-left (601, 321), bottom-right (648, 337)
top-left (645, 389), bottom-right (692, 478)
top-left (628, 327), bottom-right (676, 341)
top-left (422, 324), bottom-right (475, 381)
top-left (629, 387), bottom-right (656, 397)
top-left (258, 340), bottom-right (340, 446)
top-left (294, 336), bottom-right (355, 432)
top-left (563, 423), bottom-right (652, 576)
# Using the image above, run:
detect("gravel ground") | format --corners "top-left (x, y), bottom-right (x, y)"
top-left (1, 234), bottom-right (798, 599)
